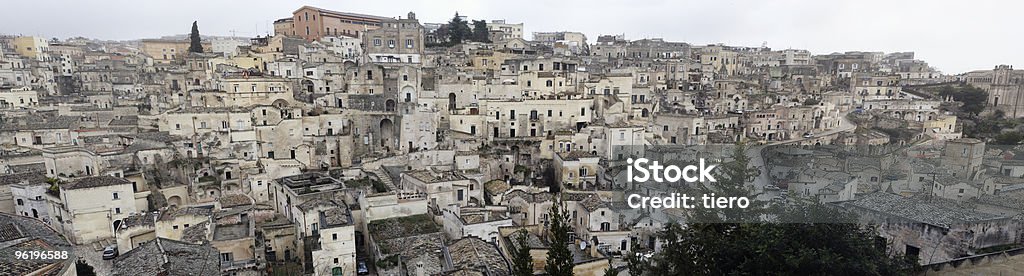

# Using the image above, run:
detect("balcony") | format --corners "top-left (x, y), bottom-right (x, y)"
top-left (221, 259), bottom-right (257, 271)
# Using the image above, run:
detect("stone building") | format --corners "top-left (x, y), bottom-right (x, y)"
top-left (965, 65), bottom-right (1024, 117)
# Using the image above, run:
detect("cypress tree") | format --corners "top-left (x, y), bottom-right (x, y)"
top-left (189, 21), bottom-right (203, 53)
top-left (545, 201), bottom-right (574, 276)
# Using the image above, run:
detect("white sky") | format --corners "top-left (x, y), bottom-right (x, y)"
top-left (1, 0), bottom-right (1019, 73)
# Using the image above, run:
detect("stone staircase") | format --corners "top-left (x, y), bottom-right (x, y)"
top-left (369, 167), bottom-right (398, 192)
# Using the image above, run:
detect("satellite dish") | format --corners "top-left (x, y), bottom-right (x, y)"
top-left (580, 241), bottom-right (588, 250)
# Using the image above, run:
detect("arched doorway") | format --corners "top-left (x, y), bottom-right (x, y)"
top-left (302, 80), bottom-right (314, 92)
top-left (385, 99), bottom-right (396, 112)
top-left (272, 99), bottom-right (289, 109)
top-left (402, 86), bottom-right (415, 103)
top-left (380, 118), bottom-right (395, 151)
top-left (448, 93), bottom-right (457, 110)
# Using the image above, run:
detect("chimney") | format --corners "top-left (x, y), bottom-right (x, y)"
top-left (415, 261), bottom-right (425, 276)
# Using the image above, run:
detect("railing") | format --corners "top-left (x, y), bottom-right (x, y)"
top-left (221, 259), bottom-right (258, 271)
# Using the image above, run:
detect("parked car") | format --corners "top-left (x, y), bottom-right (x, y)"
top-left (357, 261), bottom-right (369, 275)
top-left (102, 246), bottom-right (118, 260)
top-left (802, 132), bottom-right (813, 138)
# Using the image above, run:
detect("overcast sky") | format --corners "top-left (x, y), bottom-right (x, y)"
top-left (1, 0), bottom-right (1019, 74)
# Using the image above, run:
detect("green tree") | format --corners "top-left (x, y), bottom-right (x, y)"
top-left (939, 85), bottom-right (988, 117)
top-left (994, 131), bottom-right (1024, 145)
top-left (446, 13), bottom-right (471, 45)
top-left (188, 21), bottom-right (203, 53)
top-left (646, 144), bottom-right (916, 275)
top-left (603, 267), bottom-right (618, 276)
top-left (545, 201), bottom-right (574, 276)
top-left (471, 20), bottom-right (491, 42)
top-left (511, 229), bottom-right (534, 276)
top-left (625, 239), bottom-right (648, 276)
top-left (648, 204), bottom-right (917, 275)
top-left (690, 142), bottom-right (761, 223)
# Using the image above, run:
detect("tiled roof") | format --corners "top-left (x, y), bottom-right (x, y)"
top-left (447, 237), bottom-right (510, 275)
top-left (847, 192), bottom-right (1003, 228)
top-left (62, 176), bottom-right (130, 190)
top-left (369, 214), bottom-right (440, 241)
top-left (112, 238), bottom-right (219, 276)
top-left (7, 163), bottom-right (46, 174)
top-left (159, 205), bottom-right (214, 221)
top-left (218, 194), bottom-right (252, 208)
top-left (181, 221), bottom-right (210, 244)
top-left (0, 115), bottom-right (80, 131)
top-left (0, 214), bottom-right (75, 276)
top-left (503, 190), bottom-right (553, 204)
top-left (0, 222), bottom-right (24, 242)
top-left (119, 212), bottom-right (157, 229)
top-left (577, 195), bottom-right (609, 212)
top-left (322, 207), bottom-right (351, 227)
top-left (0, 172), bottom-right (48, 186)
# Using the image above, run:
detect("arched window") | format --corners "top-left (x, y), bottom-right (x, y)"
top-left (332, 267), bottom-right (343, 276)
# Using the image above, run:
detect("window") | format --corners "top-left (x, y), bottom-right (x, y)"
top-left (16, 199), bottom-right (23, 206)
top-left (113, 192), bottom-right (119, 200)
top-left (115, 208), bottom-right (121, 214)
top-left (388, 39), bottom-right (395, 48)
top-left (405, 39), bottom-right (413, 48)
top-left (332, 233), bottom-right (338, 240)
top-left (373, 39), bottom-right (381, 46)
